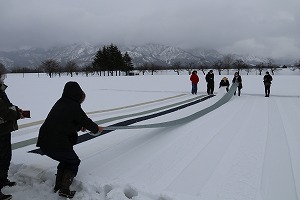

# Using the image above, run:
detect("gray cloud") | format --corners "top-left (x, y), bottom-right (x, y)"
top-left (1, 0), bottom-right (300, 60)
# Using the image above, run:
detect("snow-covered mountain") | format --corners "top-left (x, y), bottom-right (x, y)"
top-left (0, 43), bottom-right (270, 69)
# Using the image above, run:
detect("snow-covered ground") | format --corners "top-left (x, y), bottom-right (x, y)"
top-left (2, 69), bottom-right (300, 200)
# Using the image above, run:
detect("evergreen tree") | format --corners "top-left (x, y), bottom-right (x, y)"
top-left (0, 63), bottom-right (7, 74)
top-left (92, 44), bottom-right (133, 76)
top-left (122, 52), bottom-right (134, 75)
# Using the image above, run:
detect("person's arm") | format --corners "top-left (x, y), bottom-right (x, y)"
top-left (0, 100), bottom-right (21, 122)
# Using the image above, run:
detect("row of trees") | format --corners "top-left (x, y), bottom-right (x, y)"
top-left (2, 44), bottom-right (300, 77)
top-left (9, 44), bottom-right (134, 78)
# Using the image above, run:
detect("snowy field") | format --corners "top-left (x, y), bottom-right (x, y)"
top-left (2, 69), bottom-right (300, 200)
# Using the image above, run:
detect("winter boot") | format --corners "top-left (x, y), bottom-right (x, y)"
top-left (53, 168), bottom-right (64, 193)
top-left (0, 191), bottom-right (12, 200)
top-left (0, 170), bottom-right (16, 189)
top-left (58, 170), bottom-right (76, 198)
top-left (0, 180), bottom-right (16, 188)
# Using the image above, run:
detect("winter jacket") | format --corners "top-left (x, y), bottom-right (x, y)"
top-left (205, 73), bottom-right (214, 85)
top-left (219, 79), bottom-right (230, 88)
top-left (0, 85), bottom-right (20, 136)
top-left (232, 75), bottom-right (242, 89)
top-left (37, 82), bottom-right (99, 152)
top-left (190, 73), bottom-right (199, 84)
top-left (263, 74), bottom-right (273, 86)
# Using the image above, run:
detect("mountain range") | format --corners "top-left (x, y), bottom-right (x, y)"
top-left (0, 43), bottom-right (272, 69)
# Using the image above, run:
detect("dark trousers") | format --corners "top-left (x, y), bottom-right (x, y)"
top-left (0, 134), bottom-right (12, 171)
top-left (41, 149), bottom-right (81, 176)
top-left (207, 83), bottom-right (214, 95)
top-left (0, 134), bottom-right (11, 186)
top-left (191, 83), bottom-right (198, 94)
top-left (265, 85), bottom-right (271, 96)
top-left (234, 87), bottom-right (242, 96)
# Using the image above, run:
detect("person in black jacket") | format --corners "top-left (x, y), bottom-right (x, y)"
top-left (263, 71), bottom-right (273, 97)
top-left (37, 81), bottom-right (103, 199)
top-left (219, 77), bottom-right (230, 92)
top-left (205, 70), bottom-right (214, 95)
top-left (0, 73), bottom-right (25, 200)
top-left (232, 72), bottom-right (242, 96)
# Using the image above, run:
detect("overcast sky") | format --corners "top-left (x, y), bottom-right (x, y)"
top-left (1, 0), bottom-right (300, 61)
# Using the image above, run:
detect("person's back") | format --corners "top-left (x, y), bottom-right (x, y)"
top-left (263, 71), bottom-right (273, 97)
top-left (263, 72), bottom-right (273, 85)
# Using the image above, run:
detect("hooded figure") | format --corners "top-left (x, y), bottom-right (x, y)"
top-left (37, 81), bottom-right (103, 199)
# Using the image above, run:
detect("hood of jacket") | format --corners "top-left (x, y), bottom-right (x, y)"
top-left (62, 81), bottom-right (85, 104)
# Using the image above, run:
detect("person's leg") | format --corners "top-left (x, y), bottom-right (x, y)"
top-left (265, 85), bottom-right (268, 97)
top-left (267, 85), bottom-right (271, 97)
top-left (53, 167), bottom-right (64, 193)
top-left (0, 191), bottom-right (12, 200)
top-left (0, 134), bottom-right (15, 189)
top-left (42, 149), bottom-right (80, 198)
top-left (192, 84), bottom-right (198, 94)
top-left (211, 84), bottom-right (214, 94)
top-left (207, 84), bottom-right (210, 95)
top-left (42, 150), bottom-right (80, 176)
top-left (191, 84), bottom-right (196, 94)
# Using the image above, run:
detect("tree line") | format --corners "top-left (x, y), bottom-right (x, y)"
top-left (2, 45), bottom-right (300, 77)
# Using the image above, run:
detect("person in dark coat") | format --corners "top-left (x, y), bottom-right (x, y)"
top-left (205, 70), bottom-right (214, 95)
top-left (37, 81), bottom-right (103, 199)
top-left (0, 73), bottom-right (25, 200)
top-left (232, 72), bottom-right (242, 96)
top-left (263, 71), bottom-right (273, 97)
top-left (219, 77), bottom-right (230, 92)
top-left (190, 70), bottom-right (199, 94)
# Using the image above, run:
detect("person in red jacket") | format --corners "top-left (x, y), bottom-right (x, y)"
top-left (190, 70), bottom-right (199, 94)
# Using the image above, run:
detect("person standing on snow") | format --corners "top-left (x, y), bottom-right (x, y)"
top-left (0, 73), bottom-right (26, 200)
top-left (190, 70), bottom-right (199, 94)
top-left (232, 72), bottom-right (242, 96)
top-left (36, 81), bottom-right (104, 199)
top-left (263, 71), bottom-right (273, 97)
top-left (219, 77), bottom-right (230, 92)
top-left (205, 70), bottom-right (215, 95)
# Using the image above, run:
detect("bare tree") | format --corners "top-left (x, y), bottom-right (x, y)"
top-left (136, 63), bottom-right (149, 75)
top-left (147, 63), bottom-right (159, 75)
top-left (40, 59), bottom-right (60, 78)
top-left (64, 61), bottom-right (79, 77)
top-left (232, 59), bottom-right (248, 73)
top-left (266, 58), bottom-right (280, 75)
top-left (294, 59), bottom-right (300, 70)
top-left (171, 61), bottom-right (183, 75)
top-left (256, 62), bottom-right (265, 75)
top-left (184, 62), bottom-right (195, 75)
top-left (196, 63), bottom-right (209, 75)
top-left (222, 54), bottom-right (234, 75)
top-left (213, 60), bottom-right (223, 75)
